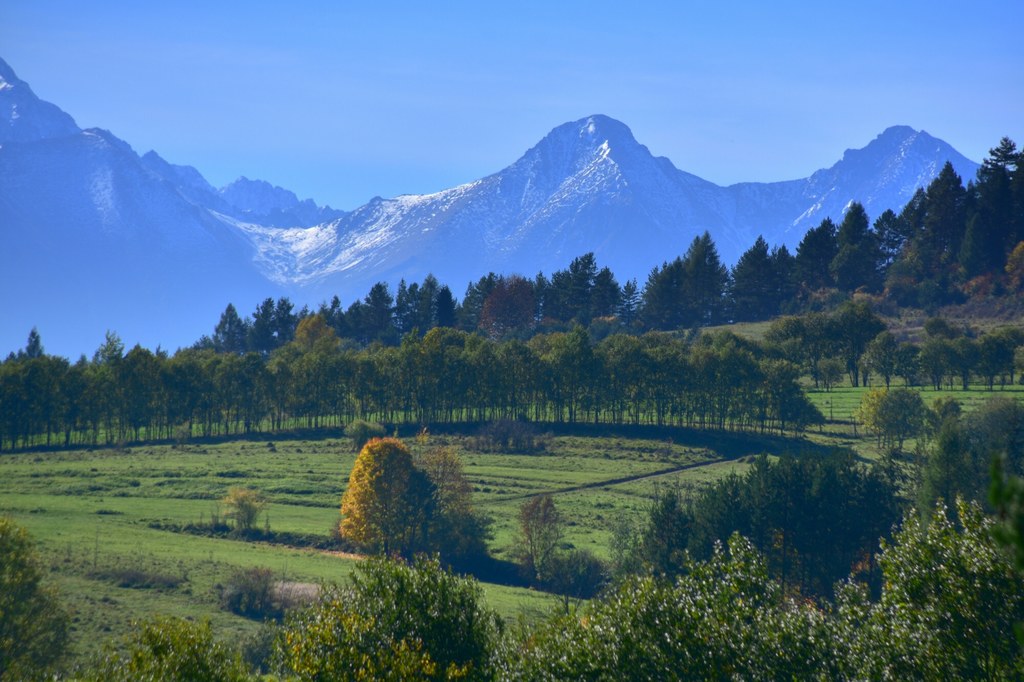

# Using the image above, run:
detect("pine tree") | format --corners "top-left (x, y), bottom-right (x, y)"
top-left (213, 304), bottom-right (249, 354)
top-left (680, 232), bottom-right (729, 326)
top-left (795, 218), bottom-right (838, 291)
top-left (730, 236), bottom-right (774, 321)
top-left (618, 278), bottom-right (640, 326)
top-left (830, 202), bottom-right (883, 292)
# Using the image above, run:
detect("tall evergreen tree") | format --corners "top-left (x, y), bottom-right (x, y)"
top-left (680, 231), bottom-right (729, 326)
top-left (730, 236), bottom-right (775, 321)
top-left (968, 137), bottom-right (1018, 273)
top-left (618, 278), bottom-right (640, 326)
top-left (591, 266), bottom-right (621, 318)
top-left (795, 218), bottom-right (838, 290)
top-left (249, 298), bottom-right (277, 354)
top-left (434, 285), bottom-right (457, 328)
top-left (23, 328), bottom-right (44, 359)
top-left (830, 202), bottom-right (883, 292)
top-left (641, 258), bottom-right (686, 330)
top-left (920, 161), bottom-right (968, 270)
top-left (213, 304), bottom-right (249, 354)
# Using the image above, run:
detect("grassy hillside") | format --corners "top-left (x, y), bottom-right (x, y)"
top-left (3, 376), bottom-right (1022, 667)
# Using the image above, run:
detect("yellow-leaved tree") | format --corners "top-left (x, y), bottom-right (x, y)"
top-left (340, 438), bottom-right (432, 557)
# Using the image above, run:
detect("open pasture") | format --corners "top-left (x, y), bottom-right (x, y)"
top-left (0, 425), bottom-right (803, 663)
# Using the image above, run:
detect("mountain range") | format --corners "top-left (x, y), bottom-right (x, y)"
top-left (0, 57), bottom-right (979, 358)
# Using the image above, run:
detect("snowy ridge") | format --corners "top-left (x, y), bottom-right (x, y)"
top-left (242, 116), bottom-right (976, 298)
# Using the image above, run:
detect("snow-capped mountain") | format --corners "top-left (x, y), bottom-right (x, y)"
top-left (0, 58), bottom-right (78, 144)
top-left (245, 116), bottom-right (978, 300)
top-left (0, 56), bottom-right (980, 358)
top-left (0, 58), bottom-right (279, 358)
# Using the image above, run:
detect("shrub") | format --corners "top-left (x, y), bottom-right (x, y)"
top-left (344, 420), bottom-right (386, 451)
top-left (82, 617), bottom-right (249, 682)
top-left (501, 535), bottom-right (832, 680)
top-left (219, 566), bottom-right (281, 620)
top-left (473, 419), bottom-right (543, 453)
top-left (275, 556), bottom-right (500, 680)
top-left (222, 487), bottom-right (267, 533)
top-left (0, 517), bottom-right (69, 679)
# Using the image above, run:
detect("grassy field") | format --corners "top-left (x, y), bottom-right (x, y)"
top-left (0, 427), bottom-right (776, 665)
top-left (3, 380), bottom-right (1021, 667)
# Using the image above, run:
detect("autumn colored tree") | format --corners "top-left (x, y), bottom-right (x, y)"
top-left (222, 487), bottom-right (268, 533)
top-left (478, 275), bottom-right (536, 340)
top-left (340, 438), bottom-right (433, 556)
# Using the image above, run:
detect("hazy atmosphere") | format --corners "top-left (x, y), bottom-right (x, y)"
top-left (3, 1), bottom-right (1021, 209)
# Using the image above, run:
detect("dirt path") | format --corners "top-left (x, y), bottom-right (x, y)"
top-left (497, 455), bottom-right (744, 502)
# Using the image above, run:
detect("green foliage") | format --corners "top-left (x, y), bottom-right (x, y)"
top-left (416, 446), bottom-right (491, 562)
top-left (920, 396), bottom-right (1024, 511)
top-left (222, 487), bottom-right (267, 533)
top-left (345, 419), bottom-right (386, 451)
top-left (83, 617), bottom-right (249, 682)
top-left (516, 494), bottom-right (563, 583)
top-left (503, 534), bottom-right (832, 680)
top-left (0, 517), bottom-right (69, 681)
top-left (833, 500), bottom-right (1024, 679)
top-left (857, 386), bottom-right (926, 452)
top-left (830, 202), bottom-right (884, 292)
top-left (275, 556), bottom-right (500, 681)
top-left (630, 453), bottom-right (901, 597)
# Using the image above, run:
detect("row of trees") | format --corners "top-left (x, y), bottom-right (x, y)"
top-left (766, 303), bottom-right (1024, 389)
top-left (0, 325), bottom-right (823, 450)
top-left (5, 303), bottom-right (1023, 451)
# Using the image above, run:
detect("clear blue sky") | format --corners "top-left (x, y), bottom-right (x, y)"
top-left (3, 1), bottom-right (1022, 210)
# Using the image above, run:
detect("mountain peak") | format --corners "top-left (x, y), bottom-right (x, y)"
top-left (0, 60), bottom-right (17, 91)
top-left (0, 57), bottom-right (80, 143)
top-left (550, 114), bottom-right (640, 150)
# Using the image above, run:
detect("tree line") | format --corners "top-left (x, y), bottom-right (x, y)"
top-left (0, 323), bottom-right (822, 451)
top-left (5, 301), bottom-right (1024, 451)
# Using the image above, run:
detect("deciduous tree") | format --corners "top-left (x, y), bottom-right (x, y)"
top-left (0, 518), bottom-right (69, 680)
top-left (340, 438), bottom-right (432, 556)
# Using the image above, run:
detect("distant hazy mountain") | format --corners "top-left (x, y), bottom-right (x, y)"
top-left (0, 57), bottom-right (980, 358)
top-left (0, 58), bottom-right (279, 358)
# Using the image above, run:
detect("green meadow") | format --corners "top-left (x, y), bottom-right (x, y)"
top-left (3, 380), bottom-right (1021, 666)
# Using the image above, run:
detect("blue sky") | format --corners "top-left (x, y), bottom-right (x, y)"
top-left (3, 1), bottom-right (1022, 210)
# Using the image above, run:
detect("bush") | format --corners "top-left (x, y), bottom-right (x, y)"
top-left (501, 535), bottom-right (832, 680)
top-left (222, 487), bottom-right (267, 533)
top-left (82, 617), bottom-right (249, 682)
top-left (275, 556), bottom-right (500, 680)
top-left (473, 419), bottom-right (543, 453)
top-left (344, 420), bottom-right (386, 451)
top-left (219, 566), bottom-right (281, 620)
top-left (0, 517), bottom-right (69, 680)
